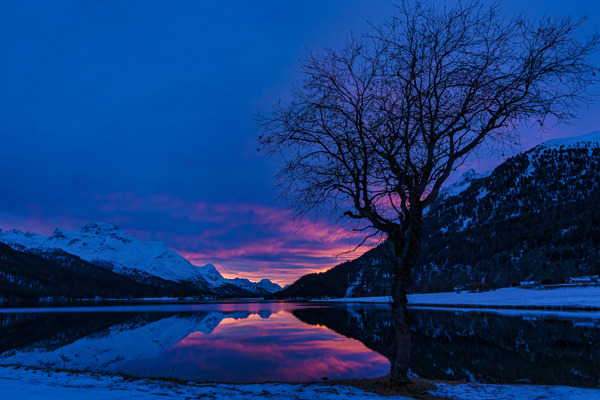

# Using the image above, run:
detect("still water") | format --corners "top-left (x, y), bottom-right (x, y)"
top-left (0, 302), bottom-right (598, 386)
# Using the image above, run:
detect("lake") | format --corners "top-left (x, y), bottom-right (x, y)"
top-left (0, 302), bottom-right (598, 387)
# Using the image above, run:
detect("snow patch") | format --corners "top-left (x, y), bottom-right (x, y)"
top-left (441, 169), bottom-right (491, 198)
top-left (321, 286), bottom-right (600, 309)
top-left (1, 366), bottom-right (598, 400)
top-left (538, 131), bottom-right (600, 151)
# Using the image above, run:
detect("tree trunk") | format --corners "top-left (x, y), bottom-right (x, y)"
top-left (388, 210), bottom-right (423, 386)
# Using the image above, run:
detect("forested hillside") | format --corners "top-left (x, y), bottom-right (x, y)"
top-left (275, 133), bottom-right (600, 299)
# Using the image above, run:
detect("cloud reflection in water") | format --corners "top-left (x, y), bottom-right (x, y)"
top-left (119, 311), bottom-right (389, 383)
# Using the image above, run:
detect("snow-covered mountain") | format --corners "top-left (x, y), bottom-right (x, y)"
top-left (440, 168), bottom-right (491, 199)
top-left (0, 222), bottom-right (281, 297)
top-left (230, 277), bottom-right (283, 294)
top-left (536, 130), bottom-right (600, 151)
top-left (276, 131), bottom-right (600, 298)
top-left (439, 131), bottom-right (600, 202)
top-left (0, 241), bottom-right (188, 300)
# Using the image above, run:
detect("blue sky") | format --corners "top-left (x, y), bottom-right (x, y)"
top-left (0, 1), bottom-right (598, 284)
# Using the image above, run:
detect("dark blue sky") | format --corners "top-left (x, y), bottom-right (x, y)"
top-left (1, 1), bottom-right (598, 284)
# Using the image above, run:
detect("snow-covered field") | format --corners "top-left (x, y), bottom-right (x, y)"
top-left (323, 286), bottom-right (600, 309)
top-left (431, 382), bottom-right (600, 400)
top-left (1, 365), bottom-right (598, 400)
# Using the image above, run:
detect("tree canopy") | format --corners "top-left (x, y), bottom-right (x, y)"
top-left (259, 1), bottom-right (599, 238)
top-left (258, 0), bottom-right (599, 385)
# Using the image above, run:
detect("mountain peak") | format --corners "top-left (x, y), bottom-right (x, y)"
top-left (79, 222), bottom-right (121, 234)
top-left (49, 228), bottom-right (67, 240)
top-left (537, 131), bottom-right (600, 151)
top-left (441, 168), bottom-right (490, 199)
top-left (0, 223), bottom-right (281, 296)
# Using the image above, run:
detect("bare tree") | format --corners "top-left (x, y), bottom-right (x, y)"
top-left (258, 1), bottom-right (598, 385)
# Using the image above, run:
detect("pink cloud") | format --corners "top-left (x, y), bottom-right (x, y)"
top-left (0, 192), bottom-right (380, 286)
top-left (94, 192), bottom-right (380, 285)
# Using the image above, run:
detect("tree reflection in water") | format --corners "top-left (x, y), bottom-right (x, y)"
top-left (0, 303), bottom-right (598, 387)
top-left (293, 305), bottom-right (600, 388)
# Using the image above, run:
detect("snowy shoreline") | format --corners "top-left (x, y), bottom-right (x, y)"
top-left (317, 286), bottom-right (600, 310)
top-left (1, 364), bottom-right (598, 400)
top-left (3, 285), bottom-right (600, 311)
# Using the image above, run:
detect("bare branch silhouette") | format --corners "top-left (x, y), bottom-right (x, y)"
top-left (258, 0), bottom-right (599, 385)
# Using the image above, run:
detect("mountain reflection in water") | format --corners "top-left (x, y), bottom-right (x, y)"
top-left (0, 302), bottom-right (598, 387)
top-left (0, 303), bottom-right (389, 383)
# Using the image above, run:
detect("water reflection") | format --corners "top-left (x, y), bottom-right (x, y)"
top-left (293, 304), bottom-right (600, 387)
top-left (120, 312), bottom-right (388, 382)
top-left (0, 303), bottom-right (598, 387)
top-left (0, 303), bottom-right (389, 383)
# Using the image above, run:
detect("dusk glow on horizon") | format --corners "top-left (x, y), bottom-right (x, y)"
top-left (1, 0), bottom-right (598, 286)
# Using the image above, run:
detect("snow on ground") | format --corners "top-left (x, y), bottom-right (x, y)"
top-left (431, 383), bottom-right (600, 400)
top-left (0, 365), bottom-right (406, 400)
top-left (1, 366), bottom-right (599, 400)
top-left (322, 286), bottom-right (600, 309)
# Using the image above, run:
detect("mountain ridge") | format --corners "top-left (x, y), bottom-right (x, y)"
top-left (275, 131), bottom-right (600, 299)
top-left (0, 223), bottom-right (281, 298)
